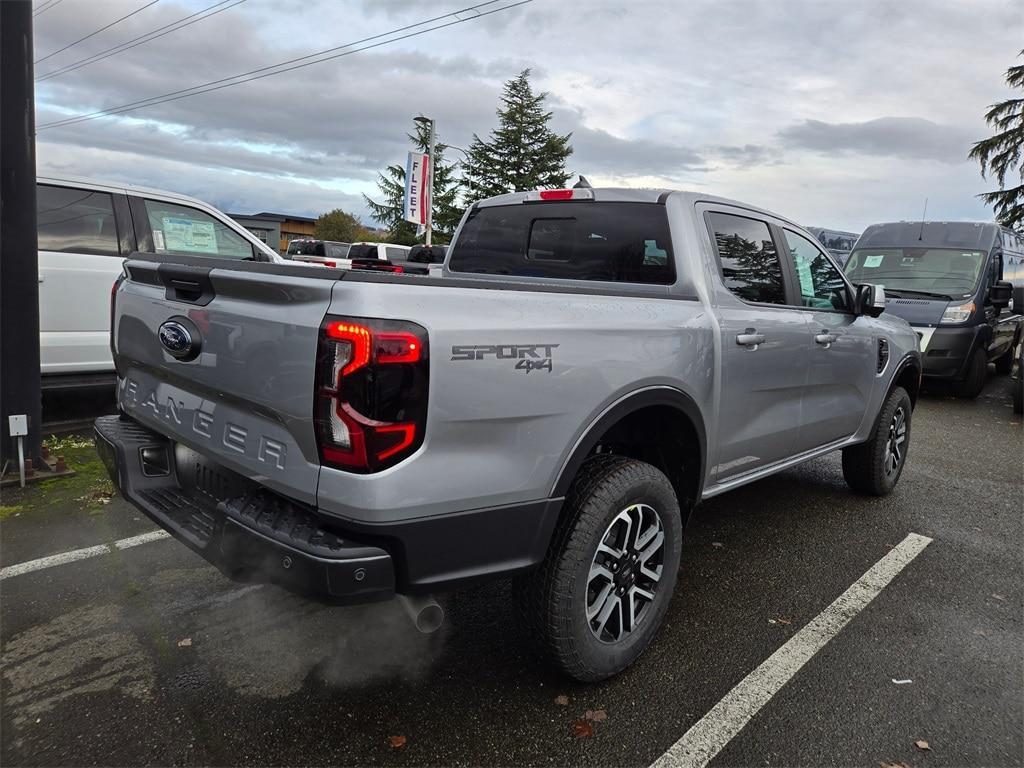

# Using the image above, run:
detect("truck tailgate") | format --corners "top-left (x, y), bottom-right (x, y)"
top-left (112, 259), bottom-right (335, 505)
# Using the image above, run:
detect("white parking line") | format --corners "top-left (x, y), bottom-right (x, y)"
top-left (651, 532), bottom-right (933, 768)
top-left (0, 530), bottom-right (171, 581)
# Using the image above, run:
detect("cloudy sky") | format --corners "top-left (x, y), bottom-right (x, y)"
top-left (33, 0), bottom-right (1023, 232)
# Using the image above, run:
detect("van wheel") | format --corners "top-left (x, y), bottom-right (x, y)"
top-left (842, 386), bottom-right (912, 496)
top-left (1014, 374), bottom-right (1023, 415)
top-left (516, 455), bottom-right (682, 682)
top-left (953, 348), bottom-right (987, 398)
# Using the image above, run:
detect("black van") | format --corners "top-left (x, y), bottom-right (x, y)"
top-left (844, 221), bottom-right (1024, 398)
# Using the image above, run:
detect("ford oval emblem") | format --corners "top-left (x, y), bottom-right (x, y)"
top-left (158, 319), bottom-right (200, 360)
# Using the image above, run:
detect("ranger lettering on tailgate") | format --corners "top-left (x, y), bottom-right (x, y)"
top-left (120, 377), bottom-right (288, 470)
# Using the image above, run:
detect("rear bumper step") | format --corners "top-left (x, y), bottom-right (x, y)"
top-left (94, 414), bottom-right (395, 603)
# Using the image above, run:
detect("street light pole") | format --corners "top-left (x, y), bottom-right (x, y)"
top-left (425, 118), bottom-right (435, 247)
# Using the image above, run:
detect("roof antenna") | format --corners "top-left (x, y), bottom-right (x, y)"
top-left (917, 197), bottom-right (928, 241)
top-left (573, 175), bottom-right (592, 189)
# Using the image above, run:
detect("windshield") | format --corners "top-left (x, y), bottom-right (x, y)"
top-left (844, 247), bottom-right (986, 297)
top-left (287, 240), bottom-right (324, 256)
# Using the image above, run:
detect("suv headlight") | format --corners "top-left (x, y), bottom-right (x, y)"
top-left (940, 300), bottom-right (975, 324)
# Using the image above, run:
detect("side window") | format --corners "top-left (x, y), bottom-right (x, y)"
top-left (37, 184), bottom-right (120, 256)
top-left (708, 212), bottom-right (786, 304)
top-left (142, 199), bottom-right (253, 260)
top-left (782, 229), bottom-right (851, 311)
top-left (385, 246), bottom-right (406, 260)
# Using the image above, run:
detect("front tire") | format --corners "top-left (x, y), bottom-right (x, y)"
top-left (842, 386), bottom-right (912, 496)
top-left (953, 347), bottom-right (988, 398)
top-left (518, 455), bottom-right (682, 682)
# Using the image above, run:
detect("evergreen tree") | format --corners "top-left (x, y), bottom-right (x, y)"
top-left (969, 50), bottom-right (1024, 228)
top-left (464, 69), bottom-right (573, 199)
top-left (364, 121), bottom-right (462, 245)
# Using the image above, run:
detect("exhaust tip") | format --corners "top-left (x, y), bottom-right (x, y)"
top-left (415, 603), bottom-right (444, 634)
top-left (399, 594), bottom-right (445, 634)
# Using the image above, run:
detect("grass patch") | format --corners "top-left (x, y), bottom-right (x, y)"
top-left (0, 505), bottom-right (25, 520)
top-left (2, 436), bottom-right (114, 518)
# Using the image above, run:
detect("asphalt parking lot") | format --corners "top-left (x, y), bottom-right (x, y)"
top-left (2, 375), bottom-right (1021, 768)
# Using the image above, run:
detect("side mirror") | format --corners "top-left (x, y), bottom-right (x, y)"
top-left (990, 280), bottom-right (1013, 309)
top-left (856, 284), bottom-right (886, 318)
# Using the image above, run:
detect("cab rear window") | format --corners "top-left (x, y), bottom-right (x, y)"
top-left (448, 202), bottom-right (675, 284)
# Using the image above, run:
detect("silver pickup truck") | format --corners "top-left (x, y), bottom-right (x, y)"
top-left (95, 186), bottom-right (921, 681)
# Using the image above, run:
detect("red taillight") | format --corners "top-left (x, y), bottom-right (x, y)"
top-left (315, 316), bottom-right (429, 473)
top-left (325, 321), bottom-right (372, 376)
top-left (323, 260), bottom-right (336, 268)
top-left (539, 189), bottom-right (574, 200)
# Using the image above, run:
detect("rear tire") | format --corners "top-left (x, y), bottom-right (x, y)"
top-left (953, 347), bottom-right (987, 399)
top-left (1013, 374), bottom-right (1023, 415)
top-left (517, 455), bottom-right (682, 682)
top-left (842, 386), bottom-right (912, 496)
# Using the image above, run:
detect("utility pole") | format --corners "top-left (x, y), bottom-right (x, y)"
top-left (1, 0), bottom-right (44, 469)
top-left (414, 115), bottom-right (436, 247)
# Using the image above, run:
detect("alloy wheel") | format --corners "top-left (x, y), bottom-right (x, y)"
top-left (883, 405), bottom-right (907, 476)
top-left (586, 503), bottom-right (666, 644)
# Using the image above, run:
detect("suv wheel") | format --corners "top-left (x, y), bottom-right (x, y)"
top-left (842, 386), bottom-right (912, 496)
top-left (953, 347), bottom-right (988, 398)
top-left (517, 455), bottom-right (682, 682)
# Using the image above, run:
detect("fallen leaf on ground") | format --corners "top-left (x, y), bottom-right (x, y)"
top-left (554, 694), bottom-right (569, 706)
top-left (584, 709), bottom-right (607, 722)
top-left (879, 761), bottom-right (911, 768)
top-left (571, 720), bottom-right (594, 739)
top-left (915, 739), bottom-right (931, 751)
top-left (711, 542), bottom-right (724, 548)
top-left (177, 637), bottom-right (192, 647)
top-left (891, 678), bottom-right (913, 685)
top-left (773, 617), bottom-right (792, 625)
top-left (388, 735), bottom-right (407, 749)
top-left (991, 593), bottom-right (1006, 601)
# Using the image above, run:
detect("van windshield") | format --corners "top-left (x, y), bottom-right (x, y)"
top-left (844, 247), bottom-right (985, 298)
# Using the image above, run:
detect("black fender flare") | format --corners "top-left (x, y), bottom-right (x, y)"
top-left (551, 387), bottom-right (707, 500)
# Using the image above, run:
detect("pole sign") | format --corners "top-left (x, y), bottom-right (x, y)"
top-left (403, 151), bottom-right (430, 227)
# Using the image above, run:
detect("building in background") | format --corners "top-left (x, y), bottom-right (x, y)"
top-left (229, 212), bottom-right (317, 253)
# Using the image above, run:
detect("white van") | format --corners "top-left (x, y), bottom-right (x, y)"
top-left (36, 175), bottom-right (281, 390)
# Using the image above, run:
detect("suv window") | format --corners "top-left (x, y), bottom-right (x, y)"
top-left (782, 228), bottom-right (851, 311)
top-left (143, 199), bottom-right (253, 260)
top-left (708, 212), bottom-right (785, 304)
top-left (449, 202), bottom-right (675, 285)
top-left (37, 184), bottom-right (120, 256)
top-left (385, 246), bottom-right (406, 260)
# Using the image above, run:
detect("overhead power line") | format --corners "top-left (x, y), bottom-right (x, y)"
top-left (35, 0), bottom-right (160, 64)
top-left (37, 0), bottom-right (244, 82)
top-left (37, 0), bottom-right (532, 131)
top-left (33, 0), bottom-right (67, 18)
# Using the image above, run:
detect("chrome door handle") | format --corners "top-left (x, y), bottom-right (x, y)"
top-left (815, 332), bottom-right (838, 347)
top-left (736, 329), bottom-right (765, 348)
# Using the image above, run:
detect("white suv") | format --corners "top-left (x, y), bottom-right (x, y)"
top-left (36, 175), bottom-right (280, 390)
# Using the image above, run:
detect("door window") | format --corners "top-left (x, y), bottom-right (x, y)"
top-left (37, 184), bottom-right (120, 256)
top-left (782, 229), bottom-right (851, 311)
top-left (142, 199), bottom-right (253, 260)
top-left (708, 212), bottom-right (785, 304)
